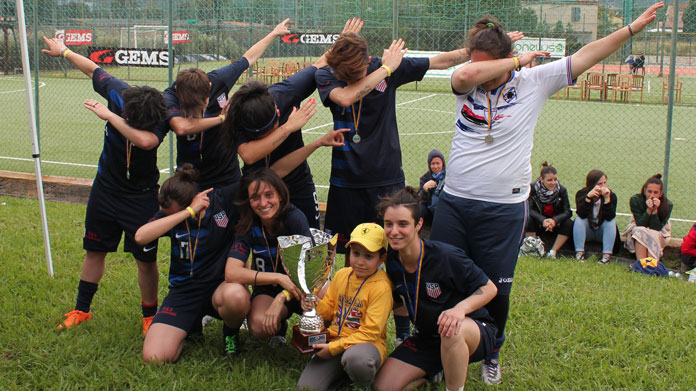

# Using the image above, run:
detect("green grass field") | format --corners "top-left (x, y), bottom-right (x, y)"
top-left (2, 61), bottom-right (696, 235)
top-left (2, 195), bottom-right (696, 390)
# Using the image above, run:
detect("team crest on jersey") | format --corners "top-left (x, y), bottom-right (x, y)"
top-left (502, 87), bottom-right (517, 103)
top-left (216, 93), bottom-right (227, 108)
top-left (214, 211), bottom-right (228, 228)
top-left (425, 282), bottom-right (441, 298)
top-left (375, 80), bottom-right (387, 92)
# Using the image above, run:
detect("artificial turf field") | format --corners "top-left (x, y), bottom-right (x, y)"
top-left (2, 62), bottom-right (695, 235)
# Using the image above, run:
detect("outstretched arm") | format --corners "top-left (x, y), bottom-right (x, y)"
top-left (83, 99), bottom-right (159, 150)
top-left (327, 39), bottom-right (407, 107)
top-left (429, 31), bottom-right (523, 70)
top-left (451, 50), bottom-right (549, 93)
top-left (169, 115), bottom-right (224, 136)
top-left (271, 128), bottom-right (348, 178)
top-left (237, 98), bottom-right (317, 165)
top-left (571, 2), bottom-right (663, 79)
top-left (242, 19), bottom-right (291, 66)
top-left (41, 36), bottom-right (98, 78)
top-left (134, 188), bottom-right (212, 244)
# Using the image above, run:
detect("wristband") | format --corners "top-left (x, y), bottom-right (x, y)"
top-left (282, 290), bottom-right (291, 302)
top-left (380, 65), bottom-right (392, 77)
top-left (218, 114), bottom-right (226, 123)
top-left (60, 48), bottom-right (72, 59)
top-left (186, 206), bottom-right (196, 218)
top-left (627, 24), bottom-right (634, 36)
top-left (512, 56), bottom-right (520, 71)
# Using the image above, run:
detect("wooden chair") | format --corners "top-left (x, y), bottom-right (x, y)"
top-left (584, 72), bottom-right (606, 101)
top-left (611, 74), bottom-right (632, 102)
top-left (662, 74), bottom-right (683, 103)
top-left (628, 74), bottom-right (644, 103)
top-left (260, 61), bottom-right (281, 84)
top-left (604, 73), bottom-right (619, 98)
top-left (301, 61), bottom-right (314, 69)
top-left (559, 74), bottom-right (585, 100)
top-left (281, 61), bottom-right (300, 79)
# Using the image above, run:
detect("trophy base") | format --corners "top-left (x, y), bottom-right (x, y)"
top-left (291, 325), bottom-right (329, 354)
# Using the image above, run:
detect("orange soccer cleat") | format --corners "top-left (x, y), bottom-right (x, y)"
top-left (57, 310), bottom-right (92, 330)
top-left (142, 315), bottom-right (154, 336)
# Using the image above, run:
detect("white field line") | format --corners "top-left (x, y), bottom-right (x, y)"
top-left (303, 93), bottom-right (441, 135)
top-left (0, 78), bottom-right (47, 94)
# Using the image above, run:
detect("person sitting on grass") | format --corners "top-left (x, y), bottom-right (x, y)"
top-left (373, 188), bottom-right (498, 391)
top-left (525, 162), bottom-right (572, 259)
top-left (625, 173), bottom-right (673, 262)
top-left (680, 221), bottom-right (696, 273)
top-left (573, 169), bottom-right (618, 264)
top-left (220, 168), bottom-right (306, 354)
top-left (164, 19), bottom-right (291, 189)
top-left (42, 36), bottom-right (168, 335)
top-left (133, 164), bottom-right (241, 362)
top-left (297, 223), bottom-right (393, 391)
top-left (418, 149), bottom-right (446, 226)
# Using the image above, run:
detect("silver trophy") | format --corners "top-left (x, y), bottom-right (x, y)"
top-left (278, 228), bottom-right (337, 353)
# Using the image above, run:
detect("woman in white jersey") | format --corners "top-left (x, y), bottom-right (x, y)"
top-left (430, 3), bottom-right (663, 385)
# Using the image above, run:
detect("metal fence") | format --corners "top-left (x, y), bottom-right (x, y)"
top-left (2, 0), bottom-right (695, 236)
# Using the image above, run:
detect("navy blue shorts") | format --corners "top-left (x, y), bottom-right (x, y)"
top-left (389, 319), bottom-right (497, 378)
top-left (288, 178), bottom-right (320, 229)
top-left (152, 279), bottom-right (222, 334)
top-left (83, 181), bottom-right (159, 262)
top-left (324, 182), bottom-right (404, 254)
top-left (252, 285), bottom-right (303, 317)
top-left (430, 192), bottom-right (527, 295)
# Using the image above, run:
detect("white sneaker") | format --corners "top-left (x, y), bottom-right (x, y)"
top-left (575, 252), bottom-right (585, 263)
top-left (481, 359), bottom-right (502, 385)
top-left (267, 335), bottom-right (287, 348)
top-left (545, 250), bottom-right (557, 259)
top-left (598, 254), bottom-right (611, 264)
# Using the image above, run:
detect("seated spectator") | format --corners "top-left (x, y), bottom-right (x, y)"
top-left (680, 222), bottom-right (696, 272)
top-left (526, 162), bottom-right (572, 258)
top-left (625, 55), bottom-right (635, 70)
top-left (632, 53), bottom-right (645, 74)
top-left (573, 169), bottom-right (618, 264)
top-left (625, 174), bottom-right (673, 261)
top-left (418, 149), bottom-right (446, 225)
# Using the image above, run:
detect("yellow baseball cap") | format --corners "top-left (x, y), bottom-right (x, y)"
top-left (345, 223), bottom-right (388, 252)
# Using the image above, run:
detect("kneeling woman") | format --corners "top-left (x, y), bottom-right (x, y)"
top-left (373, 188), bottom-right (498, 391)
top-left (222, 168), bottom-right (306, 347)
top-left (526, 162), bottom-right (572, 258)
top-left (135, 164), bottom-right (242, 362)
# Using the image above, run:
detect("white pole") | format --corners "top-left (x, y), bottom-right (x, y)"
top-left (15, 0), bottom-right (54, 276)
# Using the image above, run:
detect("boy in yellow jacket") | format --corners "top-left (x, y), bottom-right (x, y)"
top-left (297, 223), bottom-right (393, 391)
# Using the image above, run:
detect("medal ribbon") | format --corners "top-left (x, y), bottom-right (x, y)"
top-left (184, 215), bottom-right (202, 276)
top-left (336, 270), bottom-right (377, 336)
top-left (351, 99), bottom-right (362, 142)
top-left (401, 239), bottom-right (424, 325)
top-left (261, 226), bottom-right (280, 273)
top-left (485, 88), bottom-right (504, 141)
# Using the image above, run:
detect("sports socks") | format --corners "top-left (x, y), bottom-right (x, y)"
top-left (75, 279), bottom-right (99, 313)
top-left (394, 315), bottom-right (411, 341)
top-left (142, 301), bottom-right (158, 318)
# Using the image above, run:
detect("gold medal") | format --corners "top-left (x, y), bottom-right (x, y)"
top-left (485, 134), bottom-right (494, 144)
top-left (353, 134), bottom-right (361, 143)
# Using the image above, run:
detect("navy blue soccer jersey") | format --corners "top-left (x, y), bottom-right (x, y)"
top-left (385, 239), bottom-right (492, 337)
top-left (154, 183), bottom-right (239, 288)
top-left (91, 68), bottom-right (167, 194)
top-left (164, 57), bottom-right (250, 188)
top-left (227, 205), bottom-right (310, 275)
top-left (315, 57), bottom-right (429, 189)
top-left (239, 65), bottom-right (318, 190)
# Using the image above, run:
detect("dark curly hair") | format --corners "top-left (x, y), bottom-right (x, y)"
top-left (122, 86), bottom-right (166, 131)
top-left (377, 186), bottom-right (422, 226)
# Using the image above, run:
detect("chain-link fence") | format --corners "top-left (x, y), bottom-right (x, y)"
top-left (2, 0), bottom-right (695, 236)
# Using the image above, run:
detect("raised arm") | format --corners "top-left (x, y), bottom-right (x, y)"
top-left (430, 31), bottom-right (523, 70)
top-left (314, 17), bottom-right (365, 69)
top-left (41, 36), bottom-right (98, 78)
top-left (237, 98), bottom-right (317, 165)
top-left (571, 2), bottom-right (663, 79)
top-left (327, 39), bottom-right (406, 107)
top-left (168, 115), bottom-right (225, 136)
top-left (271, 128), bottom-right (348, 178)
top-left (451, 50), bottom-right (549, 93)
top-left (242, 19), bottom-right (291, 66)
top-left (83, 99), bottom-right (160, 150)
top-left (134, 188), bottom-right (212, 244)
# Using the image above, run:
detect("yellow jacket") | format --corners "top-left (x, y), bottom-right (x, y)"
top-left (316, 267), bottom-right (393, 362)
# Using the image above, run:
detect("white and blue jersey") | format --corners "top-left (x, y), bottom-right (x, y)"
top-left (92, 68), bottom-right (167, 194)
